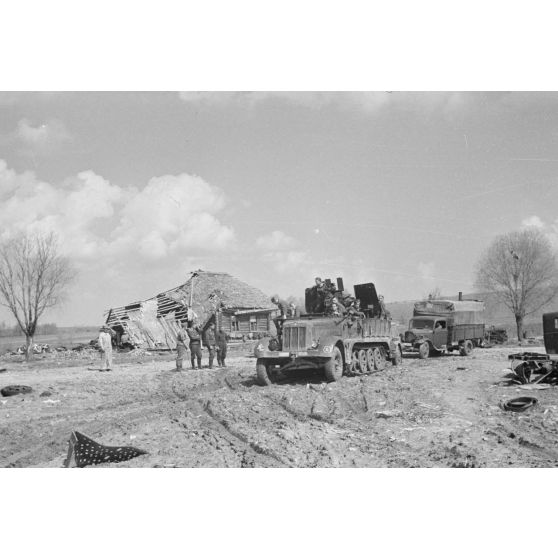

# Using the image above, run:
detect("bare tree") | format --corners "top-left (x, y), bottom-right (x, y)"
top-left (0, 232), bottom-right (76, 360)
top-left (475, 228), bottom-right (558, 340)
top-left (424, 286), bottom-right (442, 300)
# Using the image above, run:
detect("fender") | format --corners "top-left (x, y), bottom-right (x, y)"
top-left (318, 335), bottom-right (345, 358)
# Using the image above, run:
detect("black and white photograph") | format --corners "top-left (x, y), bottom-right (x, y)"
top-left (2, 2), bottom-right (558, 557)
top-left (4, 90), bottom-right (558, 469)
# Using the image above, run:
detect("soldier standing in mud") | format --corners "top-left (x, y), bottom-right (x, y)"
top-left (204, 323), bottom-right (217, 369)
top-left (175, 320), bottom-right (189, 371)
top-left (186, 321), bottom-right (203, 369)
top-left (98, 325), bottom-right (114, 371)
top-left (215, 327), bottom-right (228, 367)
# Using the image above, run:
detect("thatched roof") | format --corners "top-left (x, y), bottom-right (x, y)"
top-left (164, 270), bottom-right (273, 320)
top-left (104, 270), bottom-right (275, 348)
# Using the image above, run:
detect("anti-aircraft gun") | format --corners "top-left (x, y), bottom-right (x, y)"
top-left (254, 278), bottom-right (402, 385)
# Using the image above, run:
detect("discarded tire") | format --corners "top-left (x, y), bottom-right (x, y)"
top-left (1, 385), bottom-right (33, 397)
top-left (500, 396), bottom-right (538, 412)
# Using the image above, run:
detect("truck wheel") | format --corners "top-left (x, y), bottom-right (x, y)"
top-left (391, 345), bottom-right (402, 366)
top-left (418, 342), bottom-right (430, 359)
top-left (324, 347), bottom-right (344, 382)
top-left (460, 340), bottom-right (473, 356)
top-left (373, 347), bottom-right (386, 371)
top-left (256, 359), bottom-right (273, 386)
top-left (357, 349), bottom-right (367, 373)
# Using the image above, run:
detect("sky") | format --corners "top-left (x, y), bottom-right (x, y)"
top-left (2, 91), bottom-right (558, 326)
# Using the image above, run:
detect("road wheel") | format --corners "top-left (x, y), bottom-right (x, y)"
top-left (365, 348), bottom-right (374, 372)
top-left (460, 340), bottom-right (473, 356)
top-left (324, 347), bottom-right (344, 382)
top-left (391, 345), bottom-right (402, 366)
top-left (373, 347), bottom-right (386, 371)
top-left (349, 350), bottom-right (359, 374)
top-left (418, 342), bottom-right (430, 359)
top-left (256, 359), bottom-right (273, 386)
top-left (357, 349), bottom-right (367, 373)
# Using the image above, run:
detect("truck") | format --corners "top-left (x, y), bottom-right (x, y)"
top-left (402, 298), bottom-right (485, 358)
top-left (254, 278), bottom-right (403, 385)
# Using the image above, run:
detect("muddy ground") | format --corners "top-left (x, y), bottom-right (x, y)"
top-left (1, 344), bottom-right (558, 467)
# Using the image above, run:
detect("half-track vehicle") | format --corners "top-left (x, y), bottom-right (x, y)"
top-left (402, 298), bottom-right (485, 358)
top-left (254, 278), bottom-right (402, 385)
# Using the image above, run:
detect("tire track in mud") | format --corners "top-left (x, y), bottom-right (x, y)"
top-left (3, 367), bottom-right (180, 467)
top-left (158, 368), bottom-right (286, 467)
top-left (202, 400), bottom-right (290, 466)
top-left (2, 400), bottom-right (169, 467)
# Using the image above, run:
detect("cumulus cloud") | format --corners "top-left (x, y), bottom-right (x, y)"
top-left (15, 118), bottom-right (71, 148)
top-left (261, 250), bottom-right (307, 273)
top-left (521, 215), bottom-right (545, 229)
top-left (253, 228), bottom-right (306, 273)
top-left (519, 215), bottom-right (558, 246)
top-left (0, 160), bottom-right (235, 262)
top-left (255, 230), bottom-right (296, 250)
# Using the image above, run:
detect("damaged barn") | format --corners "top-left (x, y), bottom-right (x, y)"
top-left (104, 270), bottom-right (276, 350)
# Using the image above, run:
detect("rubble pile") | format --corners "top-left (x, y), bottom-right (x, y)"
top-left (507, 352), bottom-right (558, 385)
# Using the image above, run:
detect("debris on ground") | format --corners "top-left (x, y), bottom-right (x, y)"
top-left (1, 385), bottom-right (33, 397)
top-left (500, 397), bottom-right (538, 412)
top-left (507, 352), bottom-right (558, 385)
top-left (63, 431), bottom-right (148, 468)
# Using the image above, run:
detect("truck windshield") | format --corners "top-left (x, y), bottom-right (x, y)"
top-left (410, 319), bottom-right (434, 329)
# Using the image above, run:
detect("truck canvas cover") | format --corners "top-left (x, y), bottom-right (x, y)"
top-left (413, 299), bottom-right (485, 325)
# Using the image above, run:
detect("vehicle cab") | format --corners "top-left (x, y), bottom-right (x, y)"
top-left (403, 316), bottom-right (448, 352)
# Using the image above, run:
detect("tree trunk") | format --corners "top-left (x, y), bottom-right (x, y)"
top-left (25, 334), bottom-right (33, 362)
top-left (515, 315), bottom-right (524, 343)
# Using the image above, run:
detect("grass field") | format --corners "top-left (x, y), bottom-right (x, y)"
top-left (0, 327), bottom-right (98, 354)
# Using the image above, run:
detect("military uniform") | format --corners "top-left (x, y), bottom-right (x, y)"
top-left (98, 327), bottom-right (113, 371)
top-left (186, 325), bottom-right (203, 369)
top-left (272, 298), bottom-right (289, 338)
top-left (378, 298), bottom-right (390, 319)
top-left (204, 326), bottom-right (217, 369)
top-left (175, 326), bottom-right (189, 370)
top-left (215, 329), bottom-right (228, 366)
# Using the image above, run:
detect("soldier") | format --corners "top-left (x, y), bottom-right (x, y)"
top-left (204, 323), bottom-right (217, 369)
top-left (175, 320), bottom-right (189, 371)
top-left (378, 295), bottom-right (391, 319)
top-left (346, 299), bottom-right (365, 320)
top-left (215, 327), bottom-right (228, 367)
top-left (98, 325), bottom-right (114, 371)
top-left (314, 277), bottom-right (327, 312)
top-left (271, 296), bottom-right (289, 339)
top-left (331, 298), bottom-right (341, 317)
top-left (288, 302), bottom-right (298, 318)
top-left (186, 321), bottom-right (203, 369)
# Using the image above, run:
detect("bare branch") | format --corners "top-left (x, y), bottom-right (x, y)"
top-left (0, 231), bottom-right (77, 359)
top-left (475, 227), bottom-right (558, 339)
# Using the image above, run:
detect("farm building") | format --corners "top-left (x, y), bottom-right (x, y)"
top-left (104, 270), bottom-right (276, 349)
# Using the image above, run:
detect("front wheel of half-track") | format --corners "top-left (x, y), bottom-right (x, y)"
top-left (256, 359), bottom-right (273, 386)
top-left (391, 345), bottom-right (402, 366)
top-left (324, 347), bottom-right (344, 382)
